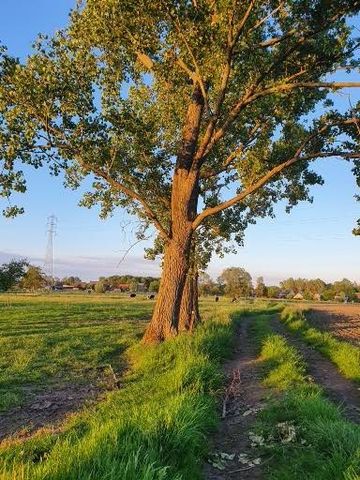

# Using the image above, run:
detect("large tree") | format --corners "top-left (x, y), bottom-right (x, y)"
top-left (0, 259), bottom-right (27, 291)
top-left (219, 267), bottom-right (253, 297)
top-left (1, 0), bottom-right (360, 342)
top-left (20, 265), bottom-right (46, 291)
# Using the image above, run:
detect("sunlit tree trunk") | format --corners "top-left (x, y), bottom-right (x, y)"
top-left (143, 85), bottom-right (203, 344)
top-left (143, 167), bottom-right (200, 343)
top-left (143, 171), bottom-right (199, 343)
top-left (142, 230), bottom-right (192, 342)
top-left (178, 246), bottom-right (200, 332)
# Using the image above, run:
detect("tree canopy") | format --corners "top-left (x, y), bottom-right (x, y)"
top-left (0, 259), bottom-right (27, 291)
top-left (20, 266), bottom-right (46, 291)
top-left (1, 0), bottom-right (359, 229)
top-left (218, 267), bottom-right (253, 297)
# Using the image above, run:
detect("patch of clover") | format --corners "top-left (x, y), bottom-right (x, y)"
top-left (242, 403), bottom-right (265, 417)
top-left (276, 421), bottom-right (297, 444)
top-left (248, 431), bottom-right (266, 447)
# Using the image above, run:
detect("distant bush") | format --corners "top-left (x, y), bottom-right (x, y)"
top-left (94, 281), bottom-right (106, 293)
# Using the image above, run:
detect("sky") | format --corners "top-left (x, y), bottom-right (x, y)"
top-left (0, 1), bottom-right (359, 284)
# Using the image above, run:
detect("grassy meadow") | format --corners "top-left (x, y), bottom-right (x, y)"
top-left (280, 306), bottom-right (360, 383)
top-left (0, 293), bottom-right (245, 479)
top-left (0, 293), bottom-right (153, 412)
top-left (1, 294), bottom-right (359, 479)
top-left (250, 313), bottom-right (360, 479)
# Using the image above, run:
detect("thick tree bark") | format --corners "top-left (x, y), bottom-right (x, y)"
top-left (178, 239), bottom-right (200, 332)
top-left (178, 265), bottom-right (200, 332)
top-left (143, 168), bottom-right (199, 343)
top-left (142, 232), bottom-right (192, 342)
top-left (143, 84), bottom-right (204, 344)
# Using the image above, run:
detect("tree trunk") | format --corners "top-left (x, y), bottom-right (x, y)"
top-left (178, 254), bottom-right (200, 332)
top-left (142, 233), bottom-right (192, 343)
top-left (142, 84), bottom-right (204, 344)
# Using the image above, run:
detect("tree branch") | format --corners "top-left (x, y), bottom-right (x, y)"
top-left (173, 17), bottom-right (210, 114)
top-left (193, 1), bottom-right (255, 165)
top-left (201, 121), bottom-right (265, 179)
top-left (247, 2), bottom-right (284, 34)
top-left (83, 163), bottom-right (171, 241)
top-left (233, 0), bottom-right (256, 43)
top-left (193, 150), bottom-right (360, 230)
top-left (202, 81), bottom-right (360, 159)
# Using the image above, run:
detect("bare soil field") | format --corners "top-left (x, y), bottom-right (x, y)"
top-left (303, 303), bottom-right (360, 346)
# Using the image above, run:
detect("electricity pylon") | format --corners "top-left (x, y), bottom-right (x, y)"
top-left (44, 215), bottom-right (57, 286)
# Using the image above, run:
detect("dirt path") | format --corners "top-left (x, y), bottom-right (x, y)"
top-left (204, 317), bottom-right (267, 479)
top-left (271, 316), bottom-right (360, 424)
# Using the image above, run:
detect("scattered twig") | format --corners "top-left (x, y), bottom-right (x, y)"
top-left (222, 368), bottom-right (241, 418)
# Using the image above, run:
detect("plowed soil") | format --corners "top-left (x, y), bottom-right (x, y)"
top-left (304, 303), bottom-right (360, 346)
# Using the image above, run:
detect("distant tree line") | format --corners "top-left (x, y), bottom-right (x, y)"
top-left (0, 261), bottom-right (161, 294)
top-left (0, 260), bottom-right (47, 292)
top-left (199, 268), bottom-right (359, 302)
top-left (0, 260), bottom-right (358, 302)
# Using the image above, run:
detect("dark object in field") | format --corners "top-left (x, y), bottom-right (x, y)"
top-left (147, 294), bottom-right (155, 300)
top-left (215, 296), bottom-right (219, 302)
top-left (231, 297), bottom-right (237, 303)
top-left (129, 293), bottom-right (136, 298)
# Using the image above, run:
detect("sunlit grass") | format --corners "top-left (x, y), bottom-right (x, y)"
top-left (0, 293), bottom-right (153, 411)
top-left (0, 294), bottom-right (243, 479)
top-left (250, 314), bottom-right (360, 480)
top-left (280, 306), bottom-right (360, 383)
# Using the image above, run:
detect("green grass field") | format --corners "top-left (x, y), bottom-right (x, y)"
top-left (0, 293), bottom-right (153, 411)
top-left (250, 314), bottom-right (360, 479)
top-left (1, 295), bottom-right (359, 479)
top-left (0, 293), bottom-right (244, 479)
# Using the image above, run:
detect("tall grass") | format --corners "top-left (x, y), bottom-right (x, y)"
top-left (280, 306), bottom-right (360, 382)
top-left (250, 315), bottom-right (360, 480)
top-left (0, 305), bottom-right (241, 480)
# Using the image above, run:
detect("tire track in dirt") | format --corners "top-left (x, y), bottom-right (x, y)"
top-left (271, 316), bottom-right (360, 424)
top-left (204, 316), bottom-right (266, 480)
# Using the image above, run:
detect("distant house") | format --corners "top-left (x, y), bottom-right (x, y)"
top-left (293, 293), bottom-right (304, 300)
top-left (116, 283), bottom-right (131, 292)
top-left (313, 293), bottom-right (321, 302)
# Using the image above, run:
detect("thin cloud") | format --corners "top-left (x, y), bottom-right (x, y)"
top-left (0, 251), bottom-right (161, 281)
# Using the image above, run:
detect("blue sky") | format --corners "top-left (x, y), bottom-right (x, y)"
top-left (0, 1), bottom-right (359, 283)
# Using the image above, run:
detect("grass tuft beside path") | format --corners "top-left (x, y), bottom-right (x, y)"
top-left (250, 314), bottom-right (360, 480)
top-left (0, 302), bottom-right (241, 480)
top-left (280, 306), bottom-right (360, 383)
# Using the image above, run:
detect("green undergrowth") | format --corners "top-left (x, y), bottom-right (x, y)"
top-left (0, 305), bottom-right (242, 480)
top-left (250, 315), bottom-right (360, 480)
top-left (280, 306), bottom-right (360, 383)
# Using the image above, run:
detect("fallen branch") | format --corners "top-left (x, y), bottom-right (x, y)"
top-left (222, 368), bottom-right (241, 418)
